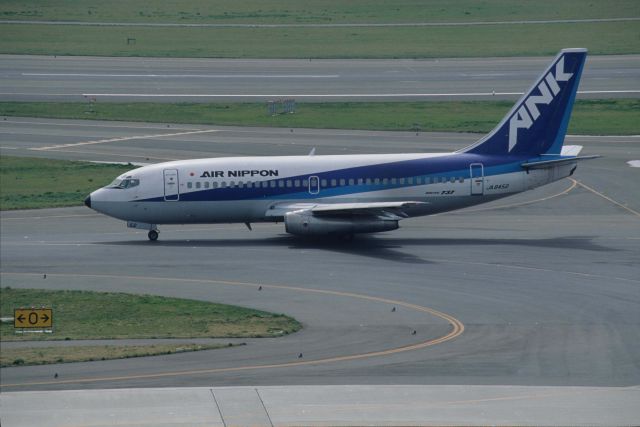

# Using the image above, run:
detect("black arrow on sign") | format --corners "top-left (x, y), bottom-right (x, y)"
top-left (17, 314), bottom-right (25, 323)
top-left (42, 313), bottom-right (50, 322)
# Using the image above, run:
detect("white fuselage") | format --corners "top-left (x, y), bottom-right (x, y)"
top-left (88, 152), bottom-right (575, 226)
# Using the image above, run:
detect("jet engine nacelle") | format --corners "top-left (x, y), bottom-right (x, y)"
top-left (284, 210), bottom-right (399, 236)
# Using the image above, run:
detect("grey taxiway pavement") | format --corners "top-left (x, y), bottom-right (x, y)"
top-left (1, 118), bottom-right (639, 396)
top-left (1, 54), bottom-right (639, 102)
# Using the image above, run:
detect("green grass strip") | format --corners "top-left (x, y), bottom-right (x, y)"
top-left (1, 21), bottom-right (638, 58)
top-left (1, 343), bottom-right (241, 367)
top-left (2, 0), bottom-right (637, 24)
top-left (1, 99), bottom-right (638, 135)
top-left (0, 156), bottom-right (132, 210)
top-left (1, 287), bottom-right (301, 340)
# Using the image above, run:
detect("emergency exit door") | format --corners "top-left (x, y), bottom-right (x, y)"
top-left (308, 176), bottom-right (320, 195)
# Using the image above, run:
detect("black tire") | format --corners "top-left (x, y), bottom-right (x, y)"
top-left (148, 230), bottom-right (159, 241)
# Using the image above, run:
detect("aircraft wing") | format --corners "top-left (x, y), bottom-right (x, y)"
top-left (265, 201), bottom-right (427, 220)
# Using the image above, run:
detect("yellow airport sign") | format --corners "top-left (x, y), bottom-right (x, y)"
top-left (14, 308), bottom-right (53, 328)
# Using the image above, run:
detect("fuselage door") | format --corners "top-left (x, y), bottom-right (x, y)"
top-left (470, 163), bottom-right (484, 195)
top-left (308, 176), bottom-right (320, 195)
top-left (163, 169), bottom-right (179, 201)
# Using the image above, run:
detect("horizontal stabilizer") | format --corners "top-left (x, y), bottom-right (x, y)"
top-left (521, 155), bottom-right (600, 169)
top-left (561, 145), bottom-right (584, 156)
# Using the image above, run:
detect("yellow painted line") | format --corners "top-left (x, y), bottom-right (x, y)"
top-left (574, 180), bottom-right (640, 218)
top-left (318, 387), bottom-right (620, 412)
top-left (0, 272), bottom-right (464, 388)
top-left (434, 258), bottom-right (640, 284)
top-left (455, 177), bottom-right (577, 214)
top-left (30, 129), bottom-right (217, 151)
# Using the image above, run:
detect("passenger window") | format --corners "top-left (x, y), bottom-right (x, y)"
top-left (187, 182), bottom-right (193, 189)
top-left (407, 177), bottom-right (414, 184)
top-left (321, 179), bottom-right (327, 187)
top-left (270, 181), bottom-right (276, 188)
top-left (302, 179), bottom-right (309, 187)
top-left (285, 180), bottom-right (292, 188)
top-left (221, 181), bottom-right (227, 188)
top-left (399, 177), bottom-right (405, 184)
top-left (294, 179), bottom-right (301, 187)
top-left (348, 179), bottom-right (355, 186)
top-left (212, 182), bottom-right (218, 189)
top-left (391, 178), bottom-right (397, 185)
top-left (278, 181), bottom-right (284, 188)
top-left (382, 178), bottom-right (388, 185)
top-left (374, 178), bottom-right (380, 185)
top-left (365, 178), bottom-right (372, 185)
top-left (416, 177), bottom-right (422, 184)
top-left (330, 179), bottom-right (336, 187)
top-left (204, 182), bottom-right (209, 189)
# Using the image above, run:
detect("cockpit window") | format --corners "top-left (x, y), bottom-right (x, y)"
top-left (107, 176), bottom-right (140, 189)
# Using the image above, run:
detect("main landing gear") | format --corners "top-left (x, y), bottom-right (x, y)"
top-left (147, 229), bottom-right (159, 241)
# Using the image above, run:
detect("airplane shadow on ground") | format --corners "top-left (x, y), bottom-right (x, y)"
top-left (99, 235), bottom-right (614, 265)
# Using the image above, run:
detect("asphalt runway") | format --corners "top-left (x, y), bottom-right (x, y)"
top-left (1, 54), bottom-right (639, 102)
top-left (1, 118), bottom-right (638, 393)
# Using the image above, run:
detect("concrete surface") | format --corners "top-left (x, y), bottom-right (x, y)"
top-left (1, 54), bottom-right (638, 102)
top-left (2, 385), bottom-right (639, 426)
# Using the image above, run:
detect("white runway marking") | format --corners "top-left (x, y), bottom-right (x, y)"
top-left (78, 90), bottom-right (640, 98)
top-left (627, 160), bottom-right (640, 167)
top-left (23, 73), bottom-right (340, 79)
top-left (30, 129), bottom-right (218, 151)
top-left (2, 17), bottom-right (639, 27)
top-left (2, 90), bottom-right (638, 99)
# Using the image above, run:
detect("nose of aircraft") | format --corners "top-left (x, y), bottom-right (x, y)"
top-left (84, 195), bottom-right (91, 208)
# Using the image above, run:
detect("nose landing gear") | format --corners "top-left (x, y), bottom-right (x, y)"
top-left (148, 229), bottom-right (159, 241)
top-left (127, 222), bottom-right (159, 241)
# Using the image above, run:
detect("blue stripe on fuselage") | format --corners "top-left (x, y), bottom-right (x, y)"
top-left (139, 154), bottom-right (526, 202)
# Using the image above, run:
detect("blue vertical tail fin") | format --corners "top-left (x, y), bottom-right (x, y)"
top-left (461, 48), bottom-right (587, 157)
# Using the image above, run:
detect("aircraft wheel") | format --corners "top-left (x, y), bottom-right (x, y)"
top-left (148, 230), bottom-right (159, 241)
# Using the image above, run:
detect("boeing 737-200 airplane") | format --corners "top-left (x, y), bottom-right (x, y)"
top-left (85, 48), bottom-right (598, 241)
